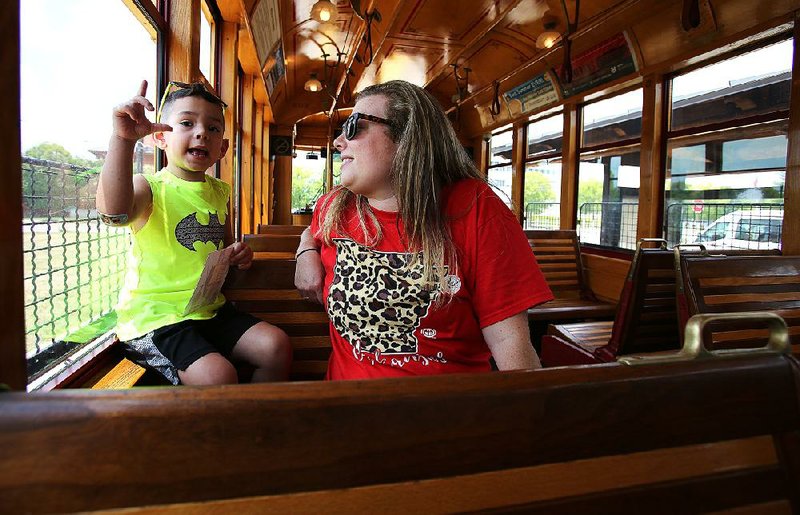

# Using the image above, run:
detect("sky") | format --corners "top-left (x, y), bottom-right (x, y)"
top-left (20, 0), bottom-right (157, 160)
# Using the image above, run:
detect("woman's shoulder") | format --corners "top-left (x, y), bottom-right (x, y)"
top-left (444, 178), bottom-right (503, 215)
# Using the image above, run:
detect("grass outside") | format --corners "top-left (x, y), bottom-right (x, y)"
top-left (23, 220), bottom-right (129, 357)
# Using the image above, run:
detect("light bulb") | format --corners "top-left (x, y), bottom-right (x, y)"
top-left (320, 9), bottom-right (331, 22)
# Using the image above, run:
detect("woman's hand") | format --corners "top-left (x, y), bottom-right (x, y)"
top-left (294, 228), bottom-right (324, 304)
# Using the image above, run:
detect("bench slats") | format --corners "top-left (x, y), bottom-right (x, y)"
top-left (2, 354), bottom-right (798, 513)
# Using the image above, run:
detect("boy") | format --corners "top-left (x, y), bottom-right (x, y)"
top-left (97, 80), bottom-right (291, 385)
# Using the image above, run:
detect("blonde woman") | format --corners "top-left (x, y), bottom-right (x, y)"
top-left (295, 80), bottom-right (552, 380)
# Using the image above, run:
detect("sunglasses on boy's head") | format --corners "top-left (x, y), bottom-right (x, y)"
top-left (156, 81), bottom-right (228, 123)
top-left (341, 112), bottom-right (393, 140)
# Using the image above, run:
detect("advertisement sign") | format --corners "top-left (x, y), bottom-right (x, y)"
top-left (557, 32), bottom-right (638, 97)
top-left (503, 72), bottom-right (559, 116)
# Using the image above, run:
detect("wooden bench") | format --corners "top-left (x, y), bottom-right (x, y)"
top-left (257, 224), bottom-right (308, 235)
top-left (677, 253), bottom-right (800, 349)
top-left (224, 259), bottom-right (330, 380)
top-left (243, 233), bottom-right (301, 260)
top-left (525, 230), bottom-right (617, 325)
top-left (540, 240), bottom-right (681, 366)
top-left (2, 343), bottom-right (799, 513)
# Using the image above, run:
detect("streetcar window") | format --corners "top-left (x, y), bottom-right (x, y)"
top-left (524, 113), bottom-right (563, 230)
top-left (578, 88), bottom-right (643, 250)
top-left (20, 0), bottom-right (160, 389)
top-left (663, 37), bottom-right (791, 250)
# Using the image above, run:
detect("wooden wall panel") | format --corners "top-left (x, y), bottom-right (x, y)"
top-left (168, 0), bottom-right (201, 81)
top-left (240, 76), bottom-right (255, 235)
top-left (218, 21), bottom-right (238, 189)
top-left (0, 1), bottom-right (26, 390)
top-left (254, 104), bottom-right (265, 228)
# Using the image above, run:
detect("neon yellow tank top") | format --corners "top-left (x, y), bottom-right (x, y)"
top-left (115, 170), bottom-right (230, 341)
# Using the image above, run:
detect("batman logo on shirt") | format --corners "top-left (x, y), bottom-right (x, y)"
top-left (175, 212), bottom-right (224, 251)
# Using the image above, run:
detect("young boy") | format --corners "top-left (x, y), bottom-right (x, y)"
top-left (97, 80), bottom-right (291, 385)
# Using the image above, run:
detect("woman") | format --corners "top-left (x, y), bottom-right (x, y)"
top-left (295, 80), bottom-right (552, 380)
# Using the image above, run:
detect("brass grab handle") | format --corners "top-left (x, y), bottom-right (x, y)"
top-left (618, 312), bottom-right (790, 366)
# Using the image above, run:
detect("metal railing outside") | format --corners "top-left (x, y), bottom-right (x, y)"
top-left (664, 201), bottom-right (783, 250)
top-left (524, 202), bottom-right (560, 230)
top-left (578, 202), bottom-right (640, 250)
top-left (22, 157), bottom-right (128, 382)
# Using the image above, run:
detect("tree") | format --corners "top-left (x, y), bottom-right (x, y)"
top-left (291, 160), bottom-right (324, 211)
top-left (578, 179), bottom-right (603, 207)
top-left (524, 170), bottom-right (556, 203)
top-left (22, 143), bottom-right (101, 218)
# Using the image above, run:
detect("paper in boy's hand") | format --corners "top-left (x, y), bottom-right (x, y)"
top-left (183, 246), bottom-right (234, 316)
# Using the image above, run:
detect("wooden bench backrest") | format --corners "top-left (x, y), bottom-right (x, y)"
top-left (679, 255), bottom-right (800, 348)
top-left (243, 233), bottom-right (301, 253)
top-left (257, 224), bottom-right (308, 235)
top-left (2, 354), bottom-right (799, 513)
top-left (598, 246), bottom-right (681, 359)
top-left (525, 230), bottom-right (590, 300)
top-left (224, 260), bottom-right (329, 380)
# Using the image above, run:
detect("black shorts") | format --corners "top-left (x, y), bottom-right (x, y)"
top-left (121, 302), bottom-right (261, 385)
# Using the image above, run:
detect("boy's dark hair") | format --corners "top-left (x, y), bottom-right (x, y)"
top-left (160, 82), bottom-right (227, 120)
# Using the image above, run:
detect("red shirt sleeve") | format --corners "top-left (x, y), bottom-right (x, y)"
top-left (455, 182), bottom-right (553, 328)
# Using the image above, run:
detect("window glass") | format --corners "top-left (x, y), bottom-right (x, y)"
top-left (526, 113), bottom-right (563, 159)
top-left (292, 150), bottom-right (325, 213)
top-left (664, 122), bottom-right (786, 249)
top-left (582, 89), bottom-right (643, 147)
top-left (20, 0), bottom-right (157, 387)
top-left (489, 127), bottom-right (512, 166)
top-left (670, 39), bottom-right (792, 132)
top-left (487, 165), bottom-right (513, 208)
top-left (523, 159), bottom-right (561, 229)
top-left (199, 1), bottom-right (214, 82)
top-left (577, 146), bottom-right (641, 250)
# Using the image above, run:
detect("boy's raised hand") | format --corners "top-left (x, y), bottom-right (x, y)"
top-left (112, 80), bottom-right (172, 142)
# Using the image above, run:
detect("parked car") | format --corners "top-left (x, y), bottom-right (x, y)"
top-left (694, 209), bottom-right (783, 250)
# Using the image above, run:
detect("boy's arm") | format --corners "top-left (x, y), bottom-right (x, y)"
top-left (96, 80), bottom-right (170, 229)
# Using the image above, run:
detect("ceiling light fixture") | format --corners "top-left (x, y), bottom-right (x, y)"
top-left (536, 17), bottom-right (561, 49)
top-left (311, 0), bottom-right (338, 23)
top-left (304, 73), bottom-right (323, 92)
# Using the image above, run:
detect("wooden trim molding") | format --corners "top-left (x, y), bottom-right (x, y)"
top-left (560, 104), bottom-right (579, 230)
top-left (782, 16), bottom-right (800, 256)
top-left (637, 73), bottom-right (667, 240)
top-left (0, 0), bottom-right (26, 390)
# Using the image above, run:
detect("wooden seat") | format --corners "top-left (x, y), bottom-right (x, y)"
top-left (540, 240), bottom-right (681, 366)
top-left (677, 254), bottom-right (800, 349)
top-left (2, 350), bottom-right (799, 513)
top-left (243, 233), bottom-right (301, 253)
top-left (257, 224), bottom-right (308, 235)
top-left (224, 259), bottom-right (330, 380)
top-left (525, 230), bottom-right (616, 323)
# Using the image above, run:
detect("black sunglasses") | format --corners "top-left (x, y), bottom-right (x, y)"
top-left (342, 112), bottom-right (393, 140)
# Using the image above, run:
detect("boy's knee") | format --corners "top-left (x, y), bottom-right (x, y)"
top-left (179, 353), bottom-right (238, 385)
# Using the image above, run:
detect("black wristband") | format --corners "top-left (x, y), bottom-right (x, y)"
top-left (295, 247), bottom-right (320, 259)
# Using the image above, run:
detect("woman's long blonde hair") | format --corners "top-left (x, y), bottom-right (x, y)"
top-left (319, 80), bottom-right (485, 296)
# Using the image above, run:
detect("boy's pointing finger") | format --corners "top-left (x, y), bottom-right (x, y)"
top-left (137, 79), bottom-right (148, 98)
top-left (152, 123), bottom-right (173, 133)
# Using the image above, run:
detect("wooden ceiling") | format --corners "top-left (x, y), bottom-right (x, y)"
top-left (273, 0), bottom-right (630, 132)
top-left (229, 0), bottom-right (798, 140)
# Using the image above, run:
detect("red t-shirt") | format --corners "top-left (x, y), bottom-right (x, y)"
top-left (311, 179), bottom-right (553, 380)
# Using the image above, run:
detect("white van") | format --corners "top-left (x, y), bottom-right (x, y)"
top-left (694, 209), bottom-right (783, 250)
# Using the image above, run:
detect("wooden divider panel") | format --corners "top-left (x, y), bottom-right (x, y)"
top-left (1, 354), bottom-right (798, 513)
